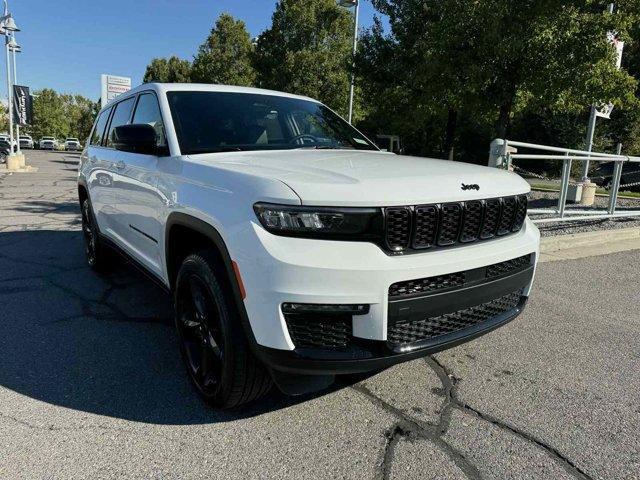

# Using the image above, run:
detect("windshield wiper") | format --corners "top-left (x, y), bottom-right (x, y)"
top-left (295, 145), bottom-right (352, 150)
top-left (189, 146), bottom-right (244, 154)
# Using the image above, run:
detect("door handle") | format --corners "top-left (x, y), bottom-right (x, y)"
top-left (115, 160), bottom-right (125, 170)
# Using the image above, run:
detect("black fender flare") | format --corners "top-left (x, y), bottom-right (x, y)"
top-left (164, 212), bottom-right (262, 355)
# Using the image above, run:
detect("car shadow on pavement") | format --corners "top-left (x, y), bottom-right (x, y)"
top-left (13, 200), bottom-right (81, 216)
top-left (0, 229), bottom-right (342, 425)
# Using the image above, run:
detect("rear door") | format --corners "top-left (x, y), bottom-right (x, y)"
top-left (114, 92), bottom-right (169, 276)
top-left (101, 95), bottom-right (138, 246)
top-left (86, 106), bottom-right (117, 235)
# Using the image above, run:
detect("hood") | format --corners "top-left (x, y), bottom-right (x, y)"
top-left (189, 150), bottom-right (530, 207)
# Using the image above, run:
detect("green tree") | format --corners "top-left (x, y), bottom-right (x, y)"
top-left (63, 95), bottom-right (100, 143)
top-left (31, 89), bottom-right (68, 140)
top-left (359, 0), bottom-right (640, 160)
top-left (143, 56), bottom-right (192, 83)
top-left (0, 103), bottom-right (8, 133)
top-left (191, 13), bottom-right (256, 86)
top-left (254, 0), bottom-right (355, 117)
top-left (28, 89), bottom-right (98, 142)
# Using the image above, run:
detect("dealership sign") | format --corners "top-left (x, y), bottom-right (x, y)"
top-left (101, 74), bottom-right (132, 107)
top-left (13, 85), bottom-right (33, 126)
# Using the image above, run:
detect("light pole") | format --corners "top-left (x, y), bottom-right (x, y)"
top-left (580, 2), bottom-right (616, 181)
top-left (0, 4), bottom-right (19, 155)
top-left (8, 34), bottom-right (19, 154)
top-left (338, 0), bottom-right (359, 124)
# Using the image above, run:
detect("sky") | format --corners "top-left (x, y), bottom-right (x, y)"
top-left (10, 0), bottom-right (383, 101)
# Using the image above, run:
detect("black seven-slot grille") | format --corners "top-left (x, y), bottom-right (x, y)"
top-left (385, 195), bottom-right (528, 252)
top-left (387, 291), bottom-right (522, 348)
top-left (388, 254), bottom-right (533, 299)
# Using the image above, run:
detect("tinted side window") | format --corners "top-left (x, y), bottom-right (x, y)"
top-left (89, 107), bottom-right (112, 146)
top-left (132, 93), bottom-right (167, 147)
top-left (105, 97), bottom-right (136, 148)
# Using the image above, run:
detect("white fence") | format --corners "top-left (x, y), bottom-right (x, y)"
top-left (490, 139), bottom-right (640, 224)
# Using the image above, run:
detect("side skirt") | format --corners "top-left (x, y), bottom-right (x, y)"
top-left (98, 233), bottom-right (171, 294)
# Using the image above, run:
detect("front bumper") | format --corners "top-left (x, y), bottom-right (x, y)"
top-left (258, 295), bottom-right (528, 375)
top-left (233, 215), bottom-right (539, 365)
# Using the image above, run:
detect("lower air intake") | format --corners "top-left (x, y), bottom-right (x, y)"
top-left (387, 291), bottom-right (522, 348)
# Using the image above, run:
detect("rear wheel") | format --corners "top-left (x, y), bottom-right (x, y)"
top-left (80, 198), bottom-right (109, 271)
top-left (174, 251), bottom-right (272, 408)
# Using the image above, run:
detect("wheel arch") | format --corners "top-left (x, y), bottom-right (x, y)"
top-left (164, 213), bottom-right (260, 350)
top-left (78, 178), bottom-right (88, 202)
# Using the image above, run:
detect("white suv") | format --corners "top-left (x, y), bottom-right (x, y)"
top-left (65, 138), bottom-right (82, 151)
top-left (78, 83), bottom-right (540, 408)
top-left (39, 136), bottom-right (58, 150)
top-left (19, 134), bottom-right (34, 149)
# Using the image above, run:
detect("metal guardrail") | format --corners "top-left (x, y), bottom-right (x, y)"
top-left (490, 139), bottom-right (640, 224)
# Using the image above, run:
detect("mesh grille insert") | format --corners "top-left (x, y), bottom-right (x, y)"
top-left (389, 272), bottom-right (466, 298)
top-left (385, 207), bottom-right (411, 251)
top-left (412, 205), bottom-right (439, 249)
top-left (389, 254), bottom-right (533, 299)
top-left (284, 313), bottom-right (351, 350)
top-left (387, 291), bottom-right (522, 347)
top-left (480, 198), bottom-right (501, 239)
top-left (512, 195), bottom-right (528, 232)
top-left (437, 203), bottom-right (462, 246)
top-left (460, 200), bottom-right (483, 243)
top-left (486, 254), bottom-right (532, 279)
top-left (497, 197), bottom-right (517, 235)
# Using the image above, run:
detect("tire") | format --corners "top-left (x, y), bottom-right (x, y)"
top-left (80, 197), bottom-right (109, 271)
top-left (174, 250), bottom-right (272, 408)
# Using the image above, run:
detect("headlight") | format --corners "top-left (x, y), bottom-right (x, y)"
top-left (253, 203), bottom-right (384, 241)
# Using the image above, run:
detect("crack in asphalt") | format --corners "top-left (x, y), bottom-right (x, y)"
top-left (355, 355), bottom-right (593, 480)
top-left (427, 356), bottom-right (594, 480)
top-left (0, 412), bottom-right (194, 449)
top-left (352, 383), bottom-right (481, 480)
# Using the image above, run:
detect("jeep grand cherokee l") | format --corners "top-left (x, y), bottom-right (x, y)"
top-left (78, 83), bottom-right (540, 408)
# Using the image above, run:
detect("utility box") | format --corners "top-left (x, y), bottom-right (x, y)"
top-left (566, 184), bottom-right (583, 203)
top-left (489, 139), bottom-right (517, 170)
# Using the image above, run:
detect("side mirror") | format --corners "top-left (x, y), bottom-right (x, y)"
top-left (113, 124), bottom-right (158, 155)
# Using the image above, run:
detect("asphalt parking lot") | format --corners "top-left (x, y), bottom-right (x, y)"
top-left (1, 151), bottom-right (639, 479)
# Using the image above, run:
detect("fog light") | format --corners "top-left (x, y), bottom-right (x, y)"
top-left (281, 303), bottom-right (370, 315)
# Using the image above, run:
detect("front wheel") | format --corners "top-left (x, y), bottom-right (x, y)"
top-left (174, 251), bottom-right (272, 408)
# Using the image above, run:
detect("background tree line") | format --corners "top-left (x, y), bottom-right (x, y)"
top-left (1, 89), bottom-right (99, 142)
top-left (136, 0), bottom-right (640, 169)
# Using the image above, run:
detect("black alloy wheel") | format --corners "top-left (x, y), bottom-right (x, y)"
top-left (174, 251), bottom-right (272, 408)
top-left (175, 273), bottom-right (225, 396)
top-left (81, 198), bottom-right (105, 269)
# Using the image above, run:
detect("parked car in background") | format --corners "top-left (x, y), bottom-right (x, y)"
top-left (78, 83), bottom-right (540, 409)
top-left (19, 134), bottom-right (34, 149)
top-left (64, 138), bottom-right (82, 151)
top-left (39, 136), bottom-right (58, 150)
top-left (592, 161), bottom-right (640, 192)
top-left (0, 133), bottom-right (16, 152)
top-left (0, 138), bottom-right (11, 162)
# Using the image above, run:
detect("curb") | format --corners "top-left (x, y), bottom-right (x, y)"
top-left (540, 227), bottom-right (640, 263)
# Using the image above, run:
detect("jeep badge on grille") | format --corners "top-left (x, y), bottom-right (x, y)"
top-left (461, 183), bottom-right (480, 191)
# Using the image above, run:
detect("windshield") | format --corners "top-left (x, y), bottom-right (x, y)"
top-left (67, 138), bottom-right (78, 142)
top-left (43, 137), bottom-right (54, 140)
top-left (167, 91), bottom-right (378, 155)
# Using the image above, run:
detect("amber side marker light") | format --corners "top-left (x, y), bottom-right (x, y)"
top-left (232, 261), bottom-right (246, 299)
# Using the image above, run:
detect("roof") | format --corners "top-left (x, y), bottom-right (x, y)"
top-left (117, 82), bottom-right (319, 105)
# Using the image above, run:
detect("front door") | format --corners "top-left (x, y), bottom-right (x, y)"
top-left (114, 92), bottom-right (169, 277)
